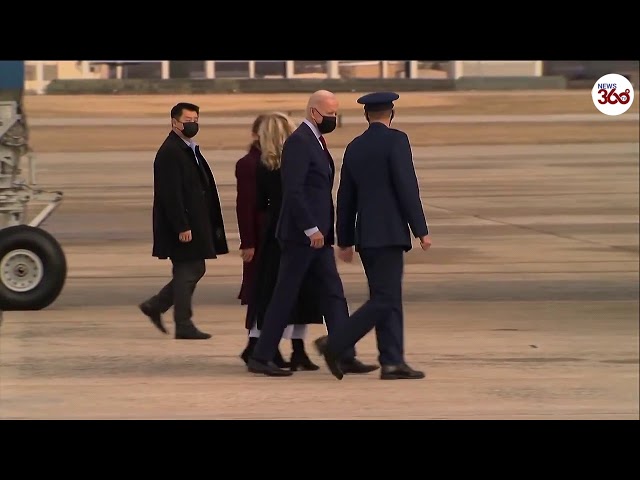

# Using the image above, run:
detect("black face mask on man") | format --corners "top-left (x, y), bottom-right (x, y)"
top-left (313, 108), bottom-right (337, 134)
top-left (178, 121), bottom-right (199, 138)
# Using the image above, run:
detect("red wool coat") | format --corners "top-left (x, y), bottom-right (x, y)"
top-left (234, 145), bottom-right (266, 304)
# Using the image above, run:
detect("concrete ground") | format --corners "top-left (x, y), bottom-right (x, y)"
top-left (0, 141), bottom-right (638, 420)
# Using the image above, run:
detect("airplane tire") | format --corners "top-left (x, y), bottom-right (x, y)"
top-left (0, 225), bottom-right (67, 311)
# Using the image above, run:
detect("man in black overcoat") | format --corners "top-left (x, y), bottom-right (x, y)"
top-left (315, 92), bottom-right (432, 380)
top-left (139, 102), bottom-right (229, 340)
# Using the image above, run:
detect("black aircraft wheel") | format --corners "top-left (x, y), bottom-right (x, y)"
top-left (0, 225), bottom-right (67, 311)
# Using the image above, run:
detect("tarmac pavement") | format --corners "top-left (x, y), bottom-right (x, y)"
top-left (0, 142), bottom-right (638, 419)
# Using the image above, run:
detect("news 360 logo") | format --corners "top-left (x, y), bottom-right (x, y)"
top-left (591, 73), bottom-right (635, 116)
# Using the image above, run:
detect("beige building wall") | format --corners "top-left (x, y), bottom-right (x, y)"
top-left (24, 61), bottom-right (108, 94)
top-left (339, 61), bottom-right (406, 79)
top-left (449, 61), bottom-right (543, 79)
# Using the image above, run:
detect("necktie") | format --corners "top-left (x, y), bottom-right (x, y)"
top-left (318, 136), bottom-right (332, 163)
top-left (318, 135), bottom-right (334, 178)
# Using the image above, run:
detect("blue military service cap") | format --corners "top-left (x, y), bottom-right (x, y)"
top-left (356, 91), bottom-right (400, 112)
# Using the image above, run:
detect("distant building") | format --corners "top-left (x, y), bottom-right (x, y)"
top-left (22, 60), bottom-right (564, 94)
top-left (543, 60), bottom-right (639, 85)
top-left (24, 61), bottom-right (108, 94)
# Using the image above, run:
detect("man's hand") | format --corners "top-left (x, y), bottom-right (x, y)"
top-left (178, 230), bottom-right (192, 243)
top-left (419, 235), bottom-right (432, 251)
top-left (240, 248), bottom-right (255, 263)
top-left (309, 231), bottom-right (324, 249)
top-left (337, 246), bottom-right (354, 263)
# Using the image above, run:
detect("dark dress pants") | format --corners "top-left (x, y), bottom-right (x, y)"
top-left (326, 247), bottom-right (405, 366)
top-left (252, 244), bottom-right (356, 363)
top-left (147, 259), bottom-right (206, 326)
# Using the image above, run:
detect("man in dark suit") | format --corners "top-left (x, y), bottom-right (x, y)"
top-left (315, 92), bottom-right (432, 380)
top-left (139, 102), bottom-right (229, 340)
top-left (248, 90), bottom-right (379, 377)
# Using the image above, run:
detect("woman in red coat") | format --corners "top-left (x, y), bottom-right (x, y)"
top-left (235, 113), bottom-right (321, 371)
top-left (235, 115), bottom-right (265, 308)
top-left (235, 114), bottom-right (291, 368)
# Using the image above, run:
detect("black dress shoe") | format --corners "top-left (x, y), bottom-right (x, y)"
top-left (240, 337), bottom-right (258, 365)
top-left (175, 326), bottom-right (211, 340)
top-left (138, 302), bottom-right (167, 334)
top-left (247, 358), bottom-right (293, 377)
top-left (380, 363), bottom-right (426, 380)
top-left (341, 358), bottom-right (379, 375)
top-left (242, 339), bottom-right (291, 368)
top-left (313, 336), bottom-right (343, 380)
top-left (274, 348), bottom-right (292, 369)
top-left (290, 350), bottom-right (320, 371)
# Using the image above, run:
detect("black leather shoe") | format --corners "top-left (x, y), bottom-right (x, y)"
top-left (290, 350), bottom-right (320, 372)
top-left (240, 337), bottom-right (258, 365)
top-left (247, 358), bottom-right (293, 377)
top-left (175, 326), bottom-right (211, 340)
top-left (380, 363), bottom-right (425, 380)
top-left (274, 348), bottom-right (292, 369)
top-left (242, 339), bottom-right (291, 368)
top-left (313, 336), bottom-right (343, 380)
top-left (341, 358), bottom-right (379, 374)
top-left (138, 302), bottom-right (167, 334)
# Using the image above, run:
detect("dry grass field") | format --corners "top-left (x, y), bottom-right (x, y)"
top-left (24, 90), bottom-right (640, 118)
top-left (30, 122), bottom-right (640, 152)
top-left (24, 90), bottom-right (640, 151)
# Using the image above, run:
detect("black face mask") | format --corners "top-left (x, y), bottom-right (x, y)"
top-left (314, 109), bottom-right (337, 134)
top-left (180, 122), bottom-right (199, 138)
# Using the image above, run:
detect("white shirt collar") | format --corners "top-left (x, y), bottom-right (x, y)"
top-left (303, 119), bottom-right (324, 149)
top-left (182, 137), bottom-right (198, 150)
top-left (181, 137), bottom-right (200, 165)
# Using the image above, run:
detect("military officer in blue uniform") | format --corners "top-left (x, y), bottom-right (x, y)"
top-left (314, 92), bottom-right (432, 380)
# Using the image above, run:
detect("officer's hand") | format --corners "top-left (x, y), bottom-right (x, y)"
top-left (240, 248), bottom-right (255, 263)
top-left (419, 235), bottom-right (431, 251)
top-left (179, 230), bottom-right (192, 243)
top-left (337, 246), bottom-right (354, 263)
top-left (310, 231), bottom-right (324, 249)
